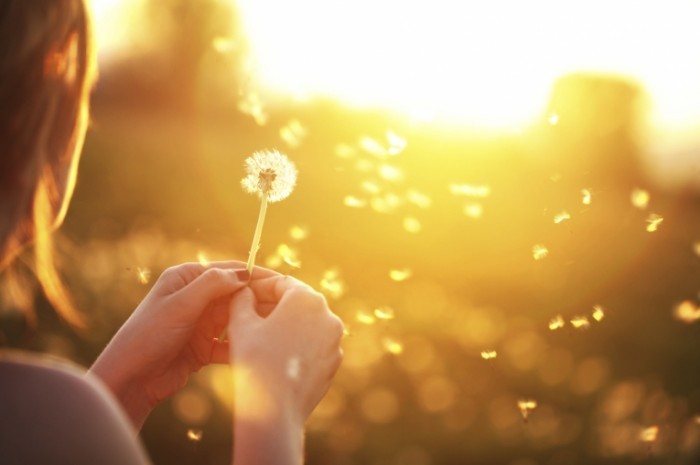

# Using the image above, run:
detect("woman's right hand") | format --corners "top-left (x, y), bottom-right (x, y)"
top-left (228, 275), bottom-right (344, 465)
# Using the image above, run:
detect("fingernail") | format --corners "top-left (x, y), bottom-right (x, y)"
top-left (235, 269), bottom-right (250, 281)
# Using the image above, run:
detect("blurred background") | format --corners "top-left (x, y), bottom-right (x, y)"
top-left (3, 0), bottom-right (700, 464)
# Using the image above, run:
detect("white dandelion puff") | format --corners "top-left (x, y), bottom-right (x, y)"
top-left (241, 150), bottom-right (297, 203)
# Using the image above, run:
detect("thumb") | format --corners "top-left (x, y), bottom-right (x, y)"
top-left (171, 268), bottom-right (247, 321)
top-left (229, 287), bottom-right (260, 329)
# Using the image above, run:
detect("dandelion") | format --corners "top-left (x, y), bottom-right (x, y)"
top-left (241, 150), bottom-right (297, 273)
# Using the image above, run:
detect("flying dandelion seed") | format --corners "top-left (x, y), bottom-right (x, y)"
top-left (355, 310), bottom-right (376, 325)
top-left (334, 143), bottom-right (356, 158)
top-left (581, 188), bottom-right (592, 205)
top-left (631, 189), bottom-right (650, 209)
top-left (406, 190), bottom-right (432, 208)
top-left (279, 119), bottom-right (307, 148)
top-left (640, 425), bottom-right (659, 443)
top-left (548, 315), bottom-right (565, 330)
top-left (136, 267), bottom-right (151, 285)
top-left (553, 211), bottom-right (571, 224)
top-left (289, 224), bottom-right (308, 241)
top-left (570, 315), bottom-right (591, 329)
top-left (673, 300), bottom-right (700, 324)
top-left (187, 429), bottom-right (203, 442)
top-left (238, 92), bottom-right (268, 126)
top-left (374, 306), bottom-right (396, 320)
top-left (517, 399), bottom-right (538, 422)
top-left (449, 184), bottom-right (491, 197)
top-left (464, 202), bottom-right (483, 219)
top-left (382, 337), bottom-right (404, 355)
top-left (344, 196), bottom-right (367, 208)
top-left (386, 129), bottom-right (407, 156)
top-left (320, 269), bottom-right (346, 299)
top-left (403, 216), bottom-right (422, 233)
top-left (212, 36), bottom-right (235, 53)
top-left (378, 164), bottom-right (404, 182)
top-left (532, 244), bottom-right (549, 260)
top-left (197, 252), bottom-right (209, 267)
top-left (371, 195), bottom-right (402, 214)
top-left (592, 305), bottom-right (605, 322)
top-left (480, 350), bottom-right (497, 360)
top-left (389, 268), bottom-right (412, 282)
top-left (275, 243), bottom-right (301, 269)
top-left (548, 113), bottom-right (559, 125)
top-left (359, 136), bottom-right (387, 158)
top-left (646, 213), bottom-right (663, 232)
top-left (361, 181), bottom-right (382, 195)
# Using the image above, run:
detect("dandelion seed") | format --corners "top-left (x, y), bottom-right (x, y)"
top-left (371, 194), bottom-right (402, 214)
top-left (187, 429), bottom-right (203, 442)
top-left (378, 164), bottom-right (403, 182)
top-left (320, 269), bottom-right (345, 299)
top-left (386, 129), bottom-right (407, 156)
top-left (403, 216), bottom-right (422, 233)
top-left (335, 143), bottom-right (356, 158)
top-left (464, 202), bottom-right (483, 219)
top-left (382, 337), bottom-right (404, 355)
top-left (480, 350), bottom-right (497, 360)
top-left (276, 243), bottom-right (301, 268)
top-left (570, 315), bottom-right (590, 329)
top-left (279, 119), bottom-right (307, 148)
top-left (361, 181), bottom-right (382, 194)
top-left (581, 188), bottom-right (592, 205)
top-left (344, 196), bottom-right (367, 208)
top-left (197, 251), bottom-right (209, 267)
top-left (374, 306), bottom-right (395, 320)
top-left (548, 113), bottom-right (559, 125)
top-left (389, 268), bottom-right (412, 282)
top-left (673, 300), bottom-right (700, 324)
top-left (356, 310), bottom-right (376, 325)
top-left (212, 37), bottom-right (235, 53)
top-left (640, 425), bottom-right (659, 443)
top-left (532, 244), bottom-right (549, 260)
top-left (289, 225), bottom-right (308, 241)
top-left (517, 399), bottom-right (537, 422)
top-left (359, 136), bottom-right (387, 158)
top-left (449, 184), bottom-right (491, 197)
top-left (136, 267), bottom-right (151, 285)
top-left (646, 213), bottom-right (663, 232)
top-left (631, 189), bottom-right (650, 210)
top-left (592, 305), bottom-right (605, 322)
top-left (406, 190), bottom-right (431, 209)
top-left (548, 315), bottom-right (565, 330)
top-left (554, 211), bottom-right (571, 224)
top-left (238, 92), bottom-right (267, 126)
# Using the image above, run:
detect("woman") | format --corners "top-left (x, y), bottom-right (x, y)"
top-left (0, 1), bottom-right (344, 464)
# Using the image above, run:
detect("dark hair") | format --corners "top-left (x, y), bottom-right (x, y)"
top-left (0, 0), bottom-right (96, 327)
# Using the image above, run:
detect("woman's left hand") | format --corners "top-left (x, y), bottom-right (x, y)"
top-left (89, 261), bottom-right (274, 430)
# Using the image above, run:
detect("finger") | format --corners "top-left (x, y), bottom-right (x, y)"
top-left (169, 261), bottom-right (280, 282)
top-left (247, 275), bottom-right (312, 303)
top-left (171, 268), bottom-right (247, 321)
top-left (229, 287), bottom-right (261, 328)
top-left (210, 340), bottom-right (230, 364)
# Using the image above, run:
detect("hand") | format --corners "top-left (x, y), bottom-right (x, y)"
top-left (228, 275), bottom-right (344, 465)
top-left (90, 261), bottom-right (277, 429)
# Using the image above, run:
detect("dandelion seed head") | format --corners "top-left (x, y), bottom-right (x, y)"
top-left (241, 150), bottom-right (297, 202)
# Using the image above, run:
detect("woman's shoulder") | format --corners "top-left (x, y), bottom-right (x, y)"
top-left (0, 350), bottom-right (151, 465)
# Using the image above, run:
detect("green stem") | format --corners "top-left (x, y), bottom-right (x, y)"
top-left (246, 194), bottom-right (269, 272)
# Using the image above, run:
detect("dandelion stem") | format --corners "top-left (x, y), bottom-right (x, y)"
top-left (246, 194), bottom-right (269, 272)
